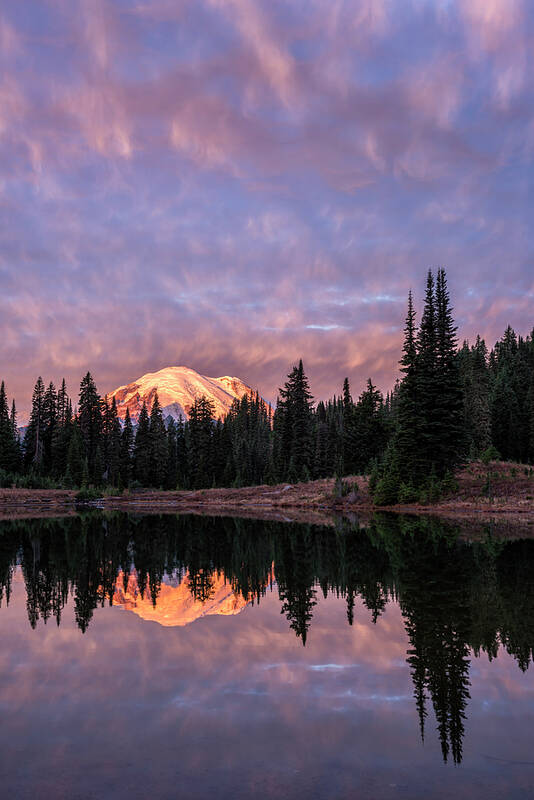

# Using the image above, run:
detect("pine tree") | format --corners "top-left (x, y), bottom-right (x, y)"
top-left (134, 402), bottom-right (151, 485)
top-left (57, 379), bottom-right (68, 426)
top-left (93, 445), bottom-right (104, 485)
top-left (119, 408), bottom-right (134, 486)
top-left (313, 401), bottom-right (329, 478)
top-left (187, 396), bottom-right (215, 488)
top-left (434, 269), bottom-right (465, 474)
top-left (460, 336), bottom-right (491, 457)
top-left (342, 377), bottom-right (357, 474)
top-left (42, 382), bottom-right (57, 474)
top-left (176, 414), bottom-right (187, 488)
top-left (165, 418), bottom-right (178, 489)
top-left (353, 378), bottom-right (386, 473)
top-left (0, 383), bottom-right (19, 473)
top-left (274, 360), bottom-right (313, 482)
top-left (78, 373), bottom-right (102, 481)
top-left (416, 271), bottom-right (440, 474)
top-left (23, 377), bottom-right (46, 472)
top-left (66, 420), bottom-right (85, 485)
top-left (149, 393), bottom-right (168, 487)
top-left (394, 290), bottom-right (421, 485)
top-left (51, 396), bottom-right (72, 479)
top-left (9, 398), bottom-right (21, 473)
top-left (103, 397), bottom-right (122, 486)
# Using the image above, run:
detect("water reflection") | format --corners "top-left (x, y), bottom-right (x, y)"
top-left (0, 512), bottom-right (534, 775)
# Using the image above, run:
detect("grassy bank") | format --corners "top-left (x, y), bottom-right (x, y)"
top-left (0, 460), bottom-right (533, 527)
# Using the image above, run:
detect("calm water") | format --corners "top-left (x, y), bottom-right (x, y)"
top-left (0, 513), bottom-right (533, 799)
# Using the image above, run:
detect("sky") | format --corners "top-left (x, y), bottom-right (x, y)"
top-left (1, 0), bottom-right (533, 417)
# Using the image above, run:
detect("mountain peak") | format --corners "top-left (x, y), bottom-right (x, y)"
top-left (108, 365), bottom-right (255, 421)
top-left (113, 570), bottom-right (249, 627)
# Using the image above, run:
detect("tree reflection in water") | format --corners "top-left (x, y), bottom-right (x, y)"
top-left (1, 511), bottom-right (534, 764)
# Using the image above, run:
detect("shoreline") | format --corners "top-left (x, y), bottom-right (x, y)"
top-left (1, 465), bottom-right (534, 536)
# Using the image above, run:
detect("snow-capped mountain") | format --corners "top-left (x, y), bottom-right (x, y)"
top-left (113, 571), bottom-right (249, 627)
top-left (108, 365), bottom-right (256, 421)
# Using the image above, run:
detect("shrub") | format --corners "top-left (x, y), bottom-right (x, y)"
top-left (398, 482), bottom-right (418, 504)
top-left (333, 477), bottom-right (359, 499)
top-left (333, 474), bottom-right (343, 498)
top-left (102, 486), bottom-right (123, 497)
top-left (74, 487), bottom-right (102, 502)
top-left (0, 470), bottom-right (63, 490)
top-left (368, 460), bottom-right (380, 494)
top-left (441, 471), bottom-right (460, 495)
top-left (373, 474), bottom-right (399, 506)
top-left (481, 446), bottom-right (501, 465)
top-left (427, 478), bottom-right (441, 504)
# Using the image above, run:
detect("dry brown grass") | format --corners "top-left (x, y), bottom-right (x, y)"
top-left (0, 460), bottom-right (533, 526)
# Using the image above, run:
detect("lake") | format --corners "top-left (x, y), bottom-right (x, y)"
top-left (0, 512), bottom-right (533, 799)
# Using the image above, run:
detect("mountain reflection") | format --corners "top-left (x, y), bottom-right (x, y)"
top-left (1, 512), bottom-right (534, 765)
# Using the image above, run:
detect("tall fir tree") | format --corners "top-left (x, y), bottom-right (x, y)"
top-left (42, 382), bottom-right (57, 474)
top-left (66, 420), bottom-right (85, 486)
top-left (120, 407), bottom-right (134, 486)
top-left (342, 377), bottom-right (357, 474)
top-left (353, 378), bottom-right (386, 473)
top-left (0, 383), bottom-right (19, 472)
top-left (78, 372), bottom-right (102, 480)
top-left (149, 393), bottom-right (168, 487)
top-left (133, 402), bottom-right (151, 485)
top-left (395, 290), bottom-right (421, 485)
top-left (102, 397), bottom-right (122, 485)
top-left (187, 396), bottom-right (215, 488)
top-left (23, 377), bottom-right (46, 472)
top-left (274, 360), bottom-right (314, 482)
top-left (165, 418), bottom-right (178, 489)
top-left (416, 271), bottom-right (440, 474)
top-left (434, 268), bottom-right (465, 474)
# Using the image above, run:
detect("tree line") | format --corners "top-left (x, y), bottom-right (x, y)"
top-left (1, 269), bottom-right (533, 495)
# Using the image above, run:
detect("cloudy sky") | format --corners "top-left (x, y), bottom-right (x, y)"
top-left (1, 0), bottom-right (532, 416)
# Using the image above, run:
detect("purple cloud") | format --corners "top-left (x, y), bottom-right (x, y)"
top-left (0, 0), bottom-right (532, 417)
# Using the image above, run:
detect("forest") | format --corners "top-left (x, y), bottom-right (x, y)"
top-left (0, 269), bottom-right (533, 503)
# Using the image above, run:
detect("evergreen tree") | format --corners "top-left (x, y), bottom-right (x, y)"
top-left (187, 396), bottom-right (215, 488)
top-left (9, 398), bottom-right (21, 472)
top-left (353, 378), bottom-right (386, 473)
top-left (66, 420), bottom-right (85, 485)
top-left (78, 373), bottom-right (102, 480)
top-left (51, 396), bottom-right (72, 479)
top-left (23, 377), bottom-right (46, 472)
top-left (176, 414), bottom-right (187, 488)
top-left (393, 290), bottom-right (420, 486)
top-left (434, 268), bottom-right (465, 474)
top-left (416, 271), bottom-right (440, 474)
top-left (342, 377), bottom-right (357, 474)
top-left (42, 382), bottom-right (58, 474)
top-left (165, 418), bottom-right (178, 489)
top-left (103, 397), bottom-right (122, 486)
top-left (57, 379), bottom-right (68, 426)
top-left (313, 401), bottom-right (329, 479)
top-left (274, 360), bottom-right (314, 482)
top-left (133, 402), bottom-right (151, 485)
top-left (459, 337), bottom-right (491, 457)
top-left (119, 407), bottom-right (134, 486)
top-left (149, 393), bottom-right (168, 487)
top-left (0, 382), bottom-right (19, 472)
